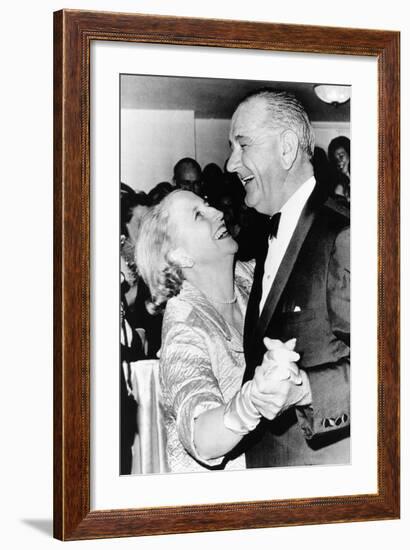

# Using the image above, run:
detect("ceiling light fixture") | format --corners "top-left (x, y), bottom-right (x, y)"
top-left (314, 84), bottom-right (351, 106)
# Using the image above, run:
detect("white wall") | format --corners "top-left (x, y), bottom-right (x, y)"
top-left (121, 115), bottom-right (234, 188)
top-left (1, 1), bottom-right (408, 550)
top-left (195, 118), bottom-right (231, 169)
top-left (121, 109), bottom-right (195, 191)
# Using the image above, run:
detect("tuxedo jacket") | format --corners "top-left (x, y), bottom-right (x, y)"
top-left (243, 184), bottom-right (350, 467)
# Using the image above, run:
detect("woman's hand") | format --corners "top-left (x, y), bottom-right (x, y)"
top-left (206, 339), bottom-right (311, 458)
top-left (261, 337), bottom-right (302, 386)
top-left (249, 338), bottom-right (312, 420)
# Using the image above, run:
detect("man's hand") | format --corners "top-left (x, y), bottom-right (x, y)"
top-left (249, 338), bottom-right (312, 420)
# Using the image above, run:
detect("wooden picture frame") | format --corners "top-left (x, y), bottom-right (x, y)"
top-left (53, 9), bottom-right (400, 541)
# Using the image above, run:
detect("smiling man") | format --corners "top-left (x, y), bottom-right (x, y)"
top-left (227, 89), bottom-right (351, 468)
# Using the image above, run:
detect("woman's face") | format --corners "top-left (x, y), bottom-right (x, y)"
top-left (333, 146), bottom-right (350, 175)
top-left (167, 191), bottom-right (238, 266)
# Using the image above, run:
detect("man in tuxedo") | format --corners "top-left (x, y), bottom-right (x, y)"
top-left (227, 90), bottom-right (350, 467)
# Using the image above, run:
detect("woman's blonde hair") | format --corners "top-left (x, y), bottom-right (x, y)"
top-left (134, 190), bottom-right (184, 314)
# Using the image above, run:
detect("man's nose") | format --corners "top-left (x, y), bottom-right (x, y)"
top-left (227, 148), bottom-right (240, 173)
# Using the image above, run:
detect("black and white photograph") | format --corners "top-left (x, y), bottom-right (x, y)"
top-left (119, 74), bottom-right (351, 476)
top-left (1, 0), bottom-right (405, 546)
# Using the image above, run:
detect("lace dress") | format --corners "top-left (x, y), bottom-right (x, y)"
top-left (159, 261), bottom-right (254, 473)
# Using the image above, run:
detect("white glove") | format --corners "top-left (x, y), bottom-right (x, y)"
top-left (223, 380), bottom-right (261, 435)
top-left (249, 338), bottom-right (312, 420)
top-left (223, 338), bottom-right (312, 433)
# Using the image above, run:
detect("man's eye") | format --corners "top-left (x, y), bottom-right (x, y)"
top-left (195, 211), bottom-right (203, 220)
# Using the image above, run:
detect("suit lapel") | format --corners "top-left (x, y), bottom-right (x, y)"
top-left (254, 190), bottom-right (320, 345)
top-left (244, 237), bottom-right (268, 354)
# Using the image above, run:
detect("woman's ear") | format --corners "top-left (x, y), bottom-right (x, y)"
top-left (168, 248), bottom-right (194, 268)
top-left (280, 129), bottom-right (299, 170)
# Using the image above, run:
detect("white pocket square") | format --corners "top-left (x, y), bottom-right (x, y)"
top-left (293, 306), bottom-right (301, 312)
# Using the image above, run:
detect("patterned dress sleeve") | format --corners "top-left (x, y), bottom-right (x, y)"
top-left (160, 321), bottom-right (226, 467)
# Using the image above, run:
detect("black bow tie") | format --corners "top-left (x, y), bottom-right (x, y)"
top-left (268, 212), bottom-right (281, 239)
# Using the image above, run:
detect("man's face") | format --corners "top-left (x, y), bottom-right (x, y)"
top-left (175, 166), bottom-right (202, 196)
top-left (227, 98), bottom-right (284, 216)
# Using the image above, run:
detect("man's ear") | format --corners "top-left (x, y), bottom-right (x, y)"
top-left (280, 130), bottom-right (299, 170)
top-left (168, 248), bottom-right (194, 268)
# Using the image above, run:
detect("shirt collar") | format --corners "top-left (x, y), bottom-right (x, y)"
top-left (268, 176), bottom-right (315, 240)
top-left (280, 176), bottom-right (316, 218)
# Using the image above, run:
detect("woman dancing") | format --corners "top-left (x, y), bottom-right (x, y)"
top-left (135, 190), bottom-right (311, 473)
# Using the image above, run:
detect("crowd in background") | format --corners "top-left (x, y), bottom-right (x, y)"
top-left (120, 135), bottom-right (350, 474)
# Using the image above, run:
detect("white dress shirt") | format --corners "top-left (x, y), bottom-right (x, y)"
top-left (259, 177), bottom-right (316, 314)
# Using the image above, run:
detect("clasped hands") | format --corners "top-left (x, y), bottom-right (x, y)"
top-left (223, 337), bottom-right (312, 435)
top-left (249, 338), bottom-right (312, 420)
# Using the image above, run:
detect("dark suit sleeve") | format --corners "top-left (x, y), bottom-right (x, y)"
top-left (296, 227), bottom-right (350, 440)
top-left (327, 227), bottom-right (350, 346)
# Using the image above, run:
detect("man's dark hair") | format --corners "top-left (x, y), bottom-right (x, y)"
top-left (120, 183), bottom-right (150, 237)
top-left (147, 181), bottom-right (174, 206)
top-left (173, 157), bottom-right (201, 180)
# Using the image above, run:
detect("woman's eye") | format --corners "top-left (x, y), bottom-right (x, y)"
top-left (195, 211), bottom-right (203, 220)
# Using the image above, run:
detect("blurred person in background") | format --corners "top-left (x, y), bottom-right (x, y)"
top-left (173, 157), bottom-right (204, 197)
top-left (120, 184), bottom-right (150, 474)
top-left (328, 136), bottom-right (350, 204)
top-left (148, 181), bottom-right (174, 206)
